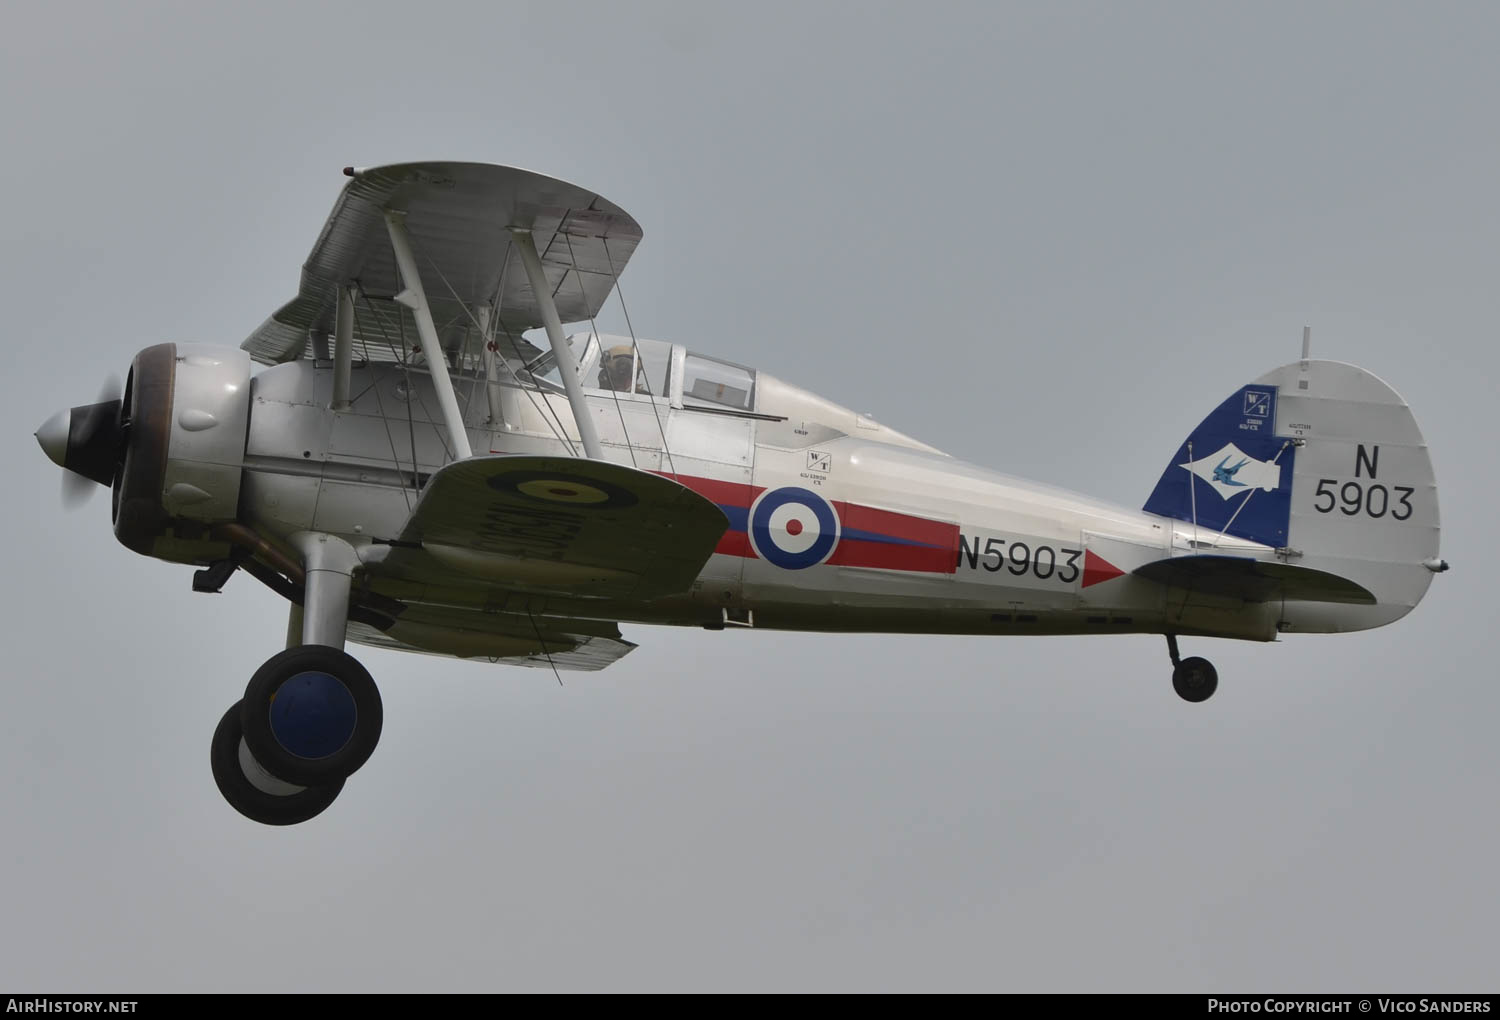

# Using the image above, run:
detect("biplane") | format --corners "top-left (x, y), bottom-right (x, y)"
top-left (35, 162), bottom-right (1447, 824)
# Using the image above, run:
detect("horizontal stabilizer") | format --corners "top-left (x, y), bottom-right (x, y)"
top-left (1134, 555), bottom-right (1376, 605)
top-left (399, 455), bottom-right (728, 599)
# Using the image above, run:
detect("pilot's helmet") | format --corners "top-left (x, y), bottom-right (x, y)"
top-left (600, 344), bottom-right (636, 390)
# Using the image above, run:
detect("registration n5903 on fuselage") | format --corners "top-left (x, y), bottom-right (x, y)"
top-left (34, 162), bottom-right (1447, 825)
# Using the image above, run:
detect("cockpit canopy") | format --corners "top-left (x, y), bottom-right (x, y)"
top-left (503, 331), bottom-right (942, 455)
top-left (517, 333), bottom-right (757, 414)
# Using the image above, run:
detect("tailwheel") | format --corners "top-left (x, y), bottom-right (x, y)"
top-left (240, 645), bottom-right (383, 787)
top-left (210, 701), bottom-right (344, 825)
top-left (1172, 656), bottom-right (1219, 703)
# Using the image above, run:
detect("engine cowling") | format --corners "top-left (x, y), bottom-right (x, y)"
top-left (113, 343), bottom-right (252, 561)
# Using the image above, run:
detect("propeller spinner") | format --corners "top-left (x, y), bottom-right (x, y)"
top-left (36, 374), bottom-right (125, 507)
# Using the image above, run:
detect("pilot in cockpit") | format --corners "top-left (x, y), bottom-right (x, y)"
top-left (598, 344), bottom-right (639, 392)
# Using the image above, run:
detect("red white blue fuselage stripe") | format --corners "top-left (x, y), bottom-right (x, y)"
top-left (667, 474), bottom-right (959, 574)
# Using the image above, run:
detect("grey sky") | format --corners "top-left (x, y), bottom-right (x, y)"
top-left (2, 0), bottom-right (1496, 992)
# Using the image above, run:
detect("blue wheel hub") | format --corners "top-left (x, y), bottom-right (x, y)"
top-left (268, 671), bottom-right (358, 760)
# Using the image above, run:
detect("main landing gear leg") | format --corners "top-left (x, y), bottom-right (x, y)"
top-left (211, 533), bottom-right (384, 825)
top-left (1166, 634), bottom-right (1218, 704)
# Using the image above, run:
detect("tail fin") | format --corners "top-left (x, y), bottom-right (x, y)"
top-left (1143, 359), bottom-right (1442, 631)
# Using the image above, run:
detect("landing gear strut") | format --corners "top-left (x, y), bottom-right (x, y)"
top-left (211, 532), bottom-right (384, 825)
top-left (1166, 634), bottom-right (1218, 703)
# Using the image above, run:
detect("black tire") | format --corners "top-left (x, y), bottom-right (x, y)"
top-left (1172, 656), bottom-right (1219, 703)
top-left (240, 645), bottom-right (383, 787)
top-left (210, 701), bottom-right (344, 826)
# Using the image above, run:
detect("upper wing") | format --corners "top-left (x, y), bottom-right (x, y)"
top-left (398, 454), bottom-right (729, 600)
top-left (241, 161), bottom-right (643, 365)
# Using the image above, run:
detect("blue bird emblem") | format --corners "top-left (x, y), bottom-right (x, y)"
top-left (1212, 456), bottom-right (1250, 487)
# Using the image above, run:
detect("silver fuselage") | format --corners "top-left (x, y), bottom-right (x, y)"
top-left (230, 355), bottom-right (1367, 643)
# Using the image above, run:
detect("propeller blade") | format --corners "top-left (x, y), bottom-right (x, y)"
top-left (62, 469), bottom-right (97, 509)
top-left (61, 398), bottom-right (124, 488)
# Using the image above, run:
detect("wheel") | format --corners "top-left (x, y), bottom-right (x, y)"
top-left (240, 644), bottom-right (383, 787)
top-left (1172, 656), bottom-right (1219, 703)
top-left (210, 701), bottom-right (344, 825)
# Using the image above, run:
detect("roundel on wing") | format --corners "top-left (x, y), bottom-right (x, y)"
top-left (748, 487), bottom-right (840, 569)
top-left (488, 470), bottom-right (638, 509)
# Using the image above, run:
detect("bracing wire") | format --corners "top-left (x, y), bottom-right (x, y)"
top-left (355, 285), bottom-right (450, 471)
top-left (1210, 439), bottom-right (1293, 548)
top-left (602, 237), bottom-right (678, 481)
top-left (351, 285), bottom-right (414, 511)
top-left (566, 232), bottom-right (635, 469)
top-left (394, 308), bottom-right (444, 470)
top-left (527, 606), bottom-right (563, 687)
top-left (1188, 440), bottom-right (1197, 549)
top-left (495, 308), bottom-right (584, 459)
top-left (419, 249), bottom-right (581, 457)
